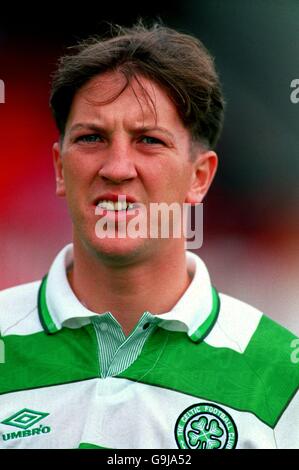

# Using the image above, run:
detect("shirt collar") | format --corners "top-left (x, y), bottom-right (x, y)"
top-left (38, 244), bottom-right (219, 343)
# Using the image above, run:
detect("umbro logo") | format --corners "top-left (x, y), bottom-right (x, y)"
top-left (1, 408), bottom-right (51, 442)
top-left (2, 408), bottom-right (49, 430)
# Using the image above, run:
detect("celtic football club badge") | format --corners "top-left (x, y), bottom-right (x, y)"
top-left (175, 403), bottom-right (238, 449)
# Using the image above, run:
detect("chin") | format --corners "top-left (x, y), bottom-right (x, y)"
top-left (89, 236), bottom-right (151, 266)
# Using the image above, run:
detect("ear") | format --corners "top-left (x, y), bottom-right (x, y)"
top-left (53, 142), bottom-right (66, 197)
top-left (185, 149), bottom-right (218, 204)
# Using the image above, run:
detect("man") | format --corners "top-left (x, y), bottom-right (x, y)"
top-left (0, 22), bottom-right (298, 450)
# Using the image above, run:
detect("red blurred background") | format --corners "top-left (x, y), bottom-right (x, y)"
top-left (0, 2), bottom-right (298, 334)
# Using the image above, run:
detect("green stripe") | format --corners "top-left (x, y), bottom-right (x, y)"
top-left (38, 275), bottom-right (59, 334)
top-left (0, 325), bottom-right (99, 394)
top-left (118, 316), bottom-right (299, 427)
top-left (78, 443), bottom-right (111, 449)
top-left (190, 287), bottom-right (220, 342)
top-left (242, 315), bottom-right (299, 425)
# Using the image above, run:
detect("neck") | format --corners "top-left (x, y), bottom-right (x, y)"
top-left (68, 240), bottom-right (191, 336)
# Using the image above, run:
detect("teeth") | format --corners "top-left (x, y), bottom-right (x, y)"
top-left (97, 200), bottom-right (135, 211)
top-left (99, 200), bottom-right (115, 210)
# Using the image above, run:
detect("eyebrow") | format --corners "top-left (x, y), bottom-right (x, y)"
top-left (69, 122), bottom-right (175, 140)
top-left (69, 123), bottom-right (104, 133)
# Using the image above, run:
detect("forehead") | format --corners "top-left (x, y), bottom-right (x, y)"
top-left (66, 70), bottom-right (187, 134)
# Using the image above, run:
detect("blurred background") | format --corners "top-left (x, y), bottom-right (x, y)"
top-left (0, 0), bottom-right (298, 334)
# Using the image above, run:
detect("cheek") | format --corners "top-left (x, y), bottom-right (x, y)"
top-left (60, 165), bottom-right (89, 217)
top-left (160, 164), bottom-right (193, 198)
top-left (62, 154), bottom-right (91, 190)
top-left (146, 173), bottom-right (191, 203)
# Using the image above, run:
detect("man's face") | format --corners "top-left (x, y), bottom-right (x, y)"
top-left (53, 71), bottom-right (217, 264)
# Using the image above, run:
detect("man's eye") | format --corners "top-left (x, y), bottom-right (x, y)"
top-left (76, 134), bottom-right (102, 143)
top-left (140, 136), bottom-right (164, 145)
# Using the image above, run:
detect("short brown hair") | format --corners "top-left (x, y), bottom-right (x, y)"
top-left (50, 21), bottom-right (225, 148)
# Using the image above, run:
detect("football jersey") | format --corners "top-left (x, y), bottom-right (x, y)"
top-left (0, 244), bottom-right (298, 449)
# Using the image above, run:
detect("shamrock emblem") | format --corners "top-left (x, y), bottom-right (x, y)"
top-left (187, 417), bottom-right (224, 449)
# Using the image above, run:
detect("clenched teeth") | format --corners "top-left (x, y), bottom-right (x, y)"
top-left (97, 200), bottom-right (135, 211)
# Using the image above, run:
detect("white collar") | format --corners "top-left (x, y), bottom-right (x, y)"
top-left (38, 244), bottom-right (219, 342)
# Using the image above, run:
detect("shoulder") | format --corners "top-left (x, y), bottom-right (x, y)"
top-left (207, 291), bottom-right (298, 353)
top-left (209, 291), bottom-right (299, 394)
top-left (0, 281), bottom-right (42, 336)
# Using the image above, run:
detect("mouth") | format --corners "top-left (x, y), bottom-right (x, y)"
top-left (94, 194), bottom-right (143, 218)
top-left (94, 193), bottom-right (140, 213)
top-left (96, 199), bottom-right (137, 212)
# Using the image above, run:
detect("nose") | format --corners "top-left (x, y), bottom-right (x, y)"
top-left (98, 139), bottom-right (138, 184)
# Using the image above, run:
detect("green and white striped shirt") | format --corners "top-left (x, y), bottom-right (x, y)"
top-left (0, 244), bottom-right (298, 449)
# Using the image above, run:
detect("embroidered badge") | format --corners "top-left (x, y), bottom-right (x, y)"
top-left (175, 403), bottom-right (238, 449)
